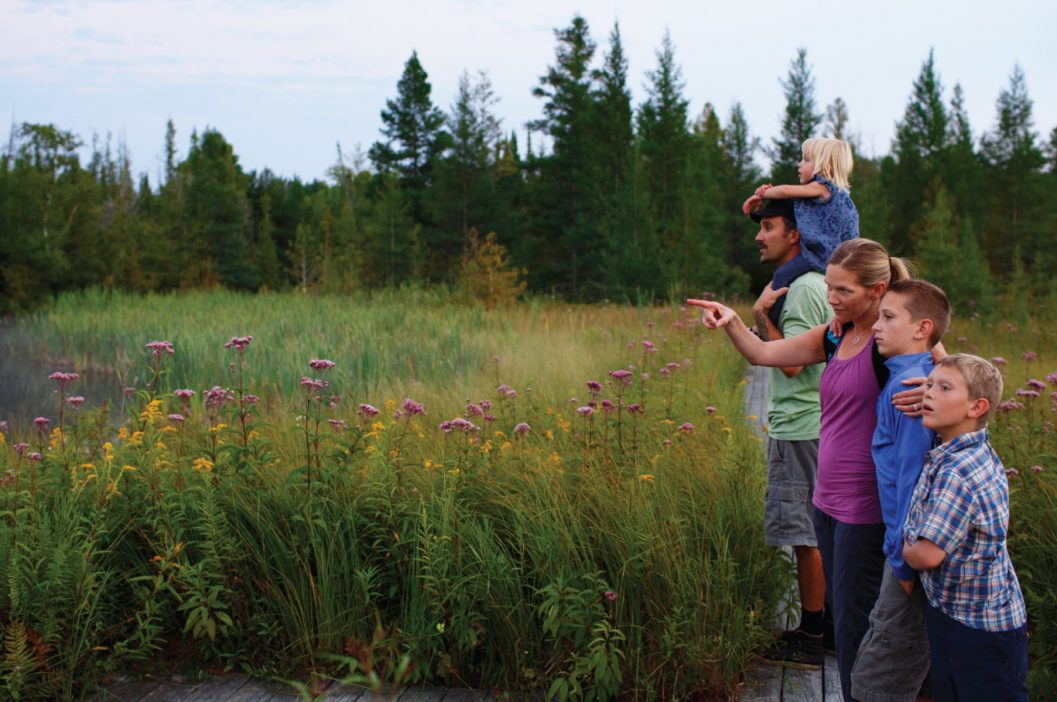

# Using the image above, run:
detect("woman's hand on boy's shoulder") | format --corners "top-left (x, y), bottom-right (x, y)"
top-left (893, 378), bottom-right (927, 417)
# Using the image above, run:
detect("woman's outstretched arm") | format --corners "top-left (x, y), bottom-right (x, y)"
top-left (687, 299), bottom-right (828, 368)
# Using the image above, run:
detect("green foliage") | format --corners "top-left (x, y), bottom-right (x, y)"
top-left (2, 293), bottom-right (786, 699)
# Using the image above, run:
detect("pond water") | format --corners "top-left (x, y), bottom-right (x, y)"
top-left (0, 324), bottom-right (130, 433)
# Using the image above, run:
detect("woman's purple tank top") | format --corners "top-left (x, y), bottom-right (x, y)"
top-left (814, 336), bottom-right (883, 523)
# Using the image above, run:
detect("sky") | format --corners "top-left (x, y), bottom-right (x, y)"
top-left (3, 0), bottom-right (1055, 185)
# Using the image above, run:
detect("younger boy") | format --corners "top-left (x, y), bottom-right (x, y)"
top-left (902, 354), bottom-right (1028, 701)
top-left (851, 279), bottom-right (951, 702)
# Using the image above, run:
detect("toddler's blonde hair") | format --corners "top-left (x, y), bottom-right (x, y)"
top-left (802, 137), bottom-right (853, 191)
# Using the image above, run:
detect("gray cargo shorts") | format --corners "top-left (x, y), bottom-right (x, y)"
top-left (851, 565), bottom-right (931, 702)
top-left (763, 438), bottom-right (818, 548)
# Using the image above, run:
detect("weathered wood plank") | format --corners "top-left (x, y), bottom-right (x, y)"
top-left (356, 685), bottom-right (406, 702)
top-left (91, 677), bottom-right (163, 701)
top-left (440, 689), bottom-right (488, 702)
top-left (225, 679), bottom-right (293, 702)
top-left (138, 681), bottom-right (208, 702)
top-left (395, 687), bottom-right (447, 701)
top-left (822, 655), bottom-right (843, 702)
top-left (174, 675), bottom-right (253, 702)
top-left (318, 682), bottom-right (365, 701)
top-left (738, 664), bottom-right (782, 702)
top-left (783, 667), bottom-right (823, 702)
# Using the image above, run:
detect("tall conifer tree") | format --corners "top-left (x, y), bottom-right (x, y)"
top-left (768, 48), bottom-right (822, 184)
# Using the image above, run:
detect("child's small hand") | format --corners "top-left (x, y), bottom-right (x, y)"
top-left (754, 183), bottom-right (773, 198)
top-left (742, 194), bottom-right (762, 214)
top-left (827, 316), bottom-right (842, 338)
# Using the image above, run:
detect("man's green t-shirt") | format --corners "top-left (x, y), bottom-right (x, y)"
top-left (767, 271), bottom-right (829, 441)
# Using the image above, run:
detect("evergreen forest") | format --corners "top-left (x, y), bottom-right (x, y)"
top-left (2, 16), bottom-right (1055, 316)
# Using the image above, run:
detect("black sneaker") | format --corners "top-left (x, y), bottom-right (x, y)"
top-left (761, 630), bottom-right (824, 670)
top-left (780, 626), bottom-right (836, 656)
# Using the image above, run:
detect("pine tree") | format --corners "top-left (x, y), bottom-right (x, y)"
top-left (768, 48), bottom-right (822, 184)
top-left (914, 182), bottom-right (992, 316)
top-left (591, 22), bottom-right (653, 299)
top-left (637, 31), bottom-right (692, 287)
top-left (980, 65), bottom-right (1046, 275)
top-left (528, 14), bottom-right (599, 296)
top-left (888, 50), bottom-right (949, 253)
top-left (430, 70), bottom-right (503, 279)
top-left (369, 51), bottom-right (449, 278)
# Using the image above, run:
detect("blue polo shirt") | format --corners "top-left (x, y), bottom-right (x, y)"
top-left (872, 352), bottom-right (935, 581)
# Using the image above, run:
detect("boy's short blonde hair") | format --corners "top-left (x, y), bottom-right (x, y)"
top-left (934, 354), bottom-right (1004, 427)
top-left (886, 279), bottom-right (951, 348)
top-left (802, 137), bottom-right (853, 191)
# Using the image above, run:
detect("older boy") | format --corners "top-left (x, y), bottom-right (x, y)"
top-left (851, 279), bottom-right (950, 702)
top-left (903, 354), bottom-right (1028, 702)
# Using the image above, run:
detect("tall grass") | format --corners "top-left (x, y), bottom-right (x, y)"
top-left (1, 291), bottom-right (789, 700)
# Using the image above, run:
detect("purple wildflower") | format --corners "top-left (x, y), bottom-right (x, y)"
top-left (1006, 467), bottom-right (1019, 477)
top-left (480, 399), bottom-right (492, 411)
top-left (678, 422), bottom-right (694, 433)
top-left (34, 417), bottom-right (50, 430)
top-left (204, 386), bottom-right (234, 411)
top-left (309, 359), bottom-right (336, 372)
top-left (586, 380), bottom-right (603, 393)
top-left (48, 371), bottom-right (80, 386)
top-left (0, 420), bottom-right (7, 433)
top-left (1022, 351), bottom-right (1037, 362)
top-left (997, 400), bottom-right (1025, 412)
top-left (400, 398), bottom-right (426, 417)
top-left (300, 376), bottom-right (327, 390)
top-left (14, 443), bottom-right (28, 457)
top-left (991, 356), bottom-right (1008, 366)
top-left (706, 406), bottom-right (717, 415)
top-left (600, 399), bottom-right (616, 413)
top-left (608, 369), bottom-right (633, 381)
top-left (67, 396), bottom-right (85, 409)
top-left (465, 402), bottom-right (484, 417)
top-left (27, 452), bottom-right (41, 462)
top-left (167, 413), bottom-right (185, 423)
top-left (224, 335), bottom-right (253, 351)
top-left (1031, 465), bottom-right (1044, 474)
top-left (577, 406), bottom-right (595, 417)
top-left (1027, 379), bottom-right (1047, 391)
top-left (505, 389), bottom-right (518, 399)
top-left (243, 394), bottom-right (261, 404)
top-left (174, 389), bottom-right (196, 399)
top-left (358, 403), bottom-right (380, 418)
top-left (483, 414), bottom-right (496, 423)
top-left (514, 422), bottom-right (531, 436)
top-left (1015, 389), bottom-right (1040, 399)
top-left (626, 403), bottom-right (644, 415)
top-left (660, 368), bottom-right (671, 377)
top-left (604, 591), bottom-right (617, 604)
top-left (496, 384), bottom-right (512, 395)
top-left (439, 420), bottom-right (453, 434)
top-left (328, 395), bottom-right (341, 409)
top-left (145, 340), bottom-right (174, 357)
top-left (328, 418), bottom-right (348, 432)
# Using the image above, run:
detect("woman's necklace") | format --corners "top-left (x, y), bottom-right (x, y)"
top-left (851, 333), bottom-right (861, 345)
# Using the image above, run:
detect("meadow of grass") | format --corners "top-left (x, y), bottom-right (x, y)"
top-left (1, 290), bottom-right (791, 700)
top-left (2, 291), bottom-right (1055, 700)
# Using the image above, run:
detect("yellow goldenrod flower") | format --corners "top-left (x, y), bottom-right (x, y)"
top-left (545, 430), bottom-right (554, 441)
top-left (122, 464), bottom-right (137, 472)
top-left (660, 419), bottom-right (675, 426)
top-left (500, 441), bottom-right (512, 451)
top-left (480, 440), bottom-right (493, 454)
top-left (117, 427), bottom-right (129, 441)
top-left (494, 430), bottom-right (505, 438)
top-left (384, 399), bottom-right (397, 411)
top-left (129, 431), bottom-right (144, 446)
top-left (423, 458), bottom-right (434, 470)
top-left (746, 415), bottom-right (758, 422)
top-left (371, 421), bottom-right (386, 432)
top-left (365, 445), bottom-right (377, 453)
top-left (191, 457), bottom-right (214, 473)
top-left (162, 426), bottom-right (178, 434)
top-left (638, 474), bottom-right (655, 482)
top-left (139, 399), bottom-right (163, 425)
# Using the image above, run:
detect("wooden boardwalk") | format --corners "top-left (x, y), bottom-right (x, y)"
top-left (92, 365), bottom-right (840, 702)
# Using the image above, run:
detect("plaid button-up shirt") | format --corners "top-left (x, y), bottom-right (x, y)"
top-left (903, 428), bottom-right (1026, 632)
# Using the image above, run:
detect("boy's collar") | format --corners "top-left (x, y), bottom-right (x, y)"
top-left (928, 427), bottom-right (989, 459)
top-left (883, 351), bottom-right (932, 372)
